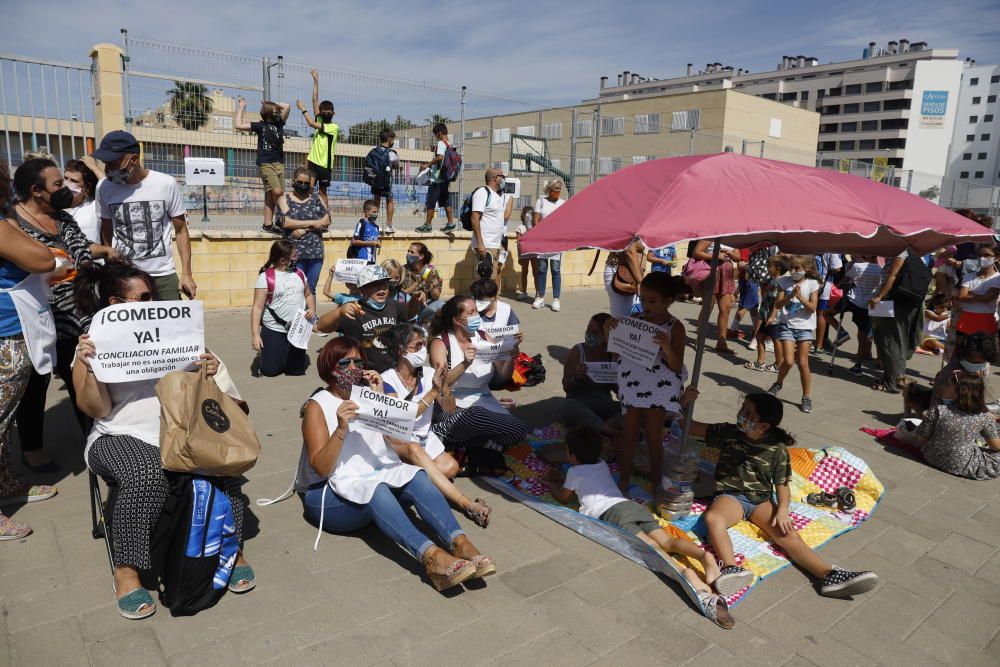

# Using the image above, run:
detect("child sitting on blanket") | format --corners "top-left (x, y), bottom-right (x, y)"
top-left (544, 427), bottom-right (722, 593)
top-left (679, 386), bottom-right (879, 600)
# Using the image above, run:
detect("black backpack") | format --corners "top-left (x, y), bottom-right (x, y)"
top-left (150, 473), bottom-right (239, 616)
top-left (888, 251), bottom-right (933, 308)
top-left (363, 146), bottom-right (393, 190)
top-left (459, 186), bottom-right (492, 231)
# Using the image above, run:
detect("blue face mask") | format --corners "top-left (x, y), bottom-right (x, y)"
top-left (736, 414), bottom-right (755, 433)
top-left (366, 297), bottom-right (386, 311)
top-left (585, 332), bottom-right (602, 347)
top-left (960, 359), bottom-right (989, 374)
top-left (465, 314), bottom-right (482, 332)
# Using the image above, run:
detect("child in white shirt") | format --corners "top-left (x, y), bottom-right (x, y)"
top-left (766, 255), bottom-right (820, 414)
top-left (919, 293), bottom-right (950, 355)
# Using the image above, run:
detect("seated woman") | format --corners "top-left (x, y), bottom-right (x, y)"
top-left (72, 259), bottom-right (254, 620)
top-left (471, 278), bottom-right (521, 339)
top-left (561, 313), bottom-right (621, 436)
top-left (299, 337), bottom-right (494, 590)
top-left (250, 240), bottom-right (315, 377)
top-left (916, 371), bottom-right (1000, 480)
top-left (379, 323), bottom-right (491, 527)
top-left (428, 296), bottom-right (528, 460)
top-left (402, 242), bottom-right (444, 323)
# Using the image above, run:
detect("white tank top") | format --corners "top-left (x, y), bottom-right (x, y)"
top-left (441, 331), bottom-right (506, 414)
top-left (481, 301), bottom-right (512, 337)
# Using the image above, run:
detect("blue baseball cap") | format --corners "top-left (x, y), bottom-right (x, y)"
top-left (92, 130), bottom-right (140, 162)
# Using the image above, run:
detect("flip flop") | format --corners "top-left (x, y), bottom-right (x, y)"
top-left (117, 588), bottom-right (156, 620)
top-left (229, 565), bottom-right (256, 594)
top-left (698, 592), bottom-right (735, 630)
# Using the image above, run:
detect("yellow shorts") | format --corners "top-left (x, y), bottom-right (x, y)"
top-left (258, 162), bottom-right (284, 191)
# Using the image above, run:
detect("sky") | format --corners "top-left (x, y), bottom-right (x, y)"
top-left (3, 0), bottom-right (999, 124)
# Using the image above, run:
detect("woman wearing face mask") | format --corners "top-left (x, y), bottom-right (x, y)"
top-left (380, 323), bottom-right (493, 528)
top-left (402, 242), bottom-right (444, 322)
top-left (953, 245), bottom-right (1000, 338)
top-left (12, 159), bottom-right (117, 472)
top-left (427, 296), bottom-right (528, 458)
top-left (514, 206), bottom-right (535, 301)
top-left (274, 166), bottom-right (330, 297)
top-left (250, 240), bottom-right (316, 377)
top-left (289, 337), bottom-right (494, 590)
top-left (63, 157), bottom-right (104, 244)
top-left (560, 313), bottom-right (621, 436)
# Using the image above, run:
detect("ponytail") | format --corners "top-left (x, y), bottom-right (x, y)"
top-left (260, 239), bottom-right (295, 274)
top-left (429, 295), bottom-right (471, 339)
top-left (73, 258), bottom-right (157, 317)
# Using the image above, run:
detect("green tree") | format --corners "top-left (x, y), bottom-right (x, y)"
top-left (167, 81), bottom-right (214, 131)
top-left (424, 113), bottom-right (452, 126)
top-left (918, 185), bottom-right (940, 200)
top-left (345, 116), bottom-right (417, 144)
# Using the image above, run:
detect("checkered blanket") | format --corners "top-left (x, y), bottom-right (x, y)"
top-left (493, 424), bottom-right (884, 607)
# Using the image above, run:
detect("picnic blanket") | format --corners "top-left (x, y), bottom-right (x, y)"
top-left (485, 423), bottom-right (884, 617)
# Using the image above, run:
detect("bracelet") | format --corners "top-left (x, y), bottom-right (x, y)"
top-left (301, 109), bottom-right (308, 115)
top-left (419, 397), bottom-right (431, 408)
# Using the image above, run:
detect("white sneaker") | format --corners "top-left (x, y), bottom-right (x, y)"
top-left (747, 339), bottom-right (758, 351)
top-left (383, 226), bottom-right (396, 235)
top-left (765, 339), bottom-right (775, 352)
top-left (532, 297), bottom-right (545, 309)
top-left (551, 299), bottom-right (561, 312)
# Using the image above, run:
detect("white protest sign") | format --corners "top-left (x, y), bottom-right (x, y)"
top-left (334, 259), bottom-right (368, 284)
top-left (585, 361), bottom-right (618, 384)
top-left (286, 309), bottom-right (315, 349)
top-left (607, 316), bottom-right (662, 368)
top-left (481, 323), bottom-right (519, 339)
top-left (88, 300), bottom-right (205, 383)
top-left (349, 385), bottom-right (418, 440)
top-left (474, 336), bottom-right (517, 363)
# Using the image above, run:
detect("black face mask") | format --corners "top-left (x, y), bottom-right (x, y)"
top-left (293, 181), bottom-right (311, 195)
top-left (46, 186), bottom-right (74, 211)
top-left (320, 112), bottom-right (334, 123)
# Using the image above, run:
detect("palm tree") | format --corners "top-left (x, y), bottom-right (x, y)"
top-left (424, 113), bottom-right (452, 126)
top-left (167, 81), bottom-right (214, 131)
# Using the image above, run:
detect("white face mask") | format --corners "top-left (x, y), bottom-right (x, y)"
top-left (789, 270), bottom-right (805, 281)
top-left (981, 257), bottom-right (995, 270)
top-left (65, 181), bottom-right (82, 194)
top-left (403, 348), bottom-right (428, 368)
top-left (474, 299), bottom-right (491, 312)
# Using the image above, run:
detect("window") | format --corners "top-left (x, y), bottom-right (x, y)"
top-left (883, 99), bottom-right (912, 110)
top-left (818, 141), bottom-right (836, 151)
top-left (970, 77), bottom-right (979, 85)
top-left (960, 171), bottom-right (969, 178)
top-left (541, 122), bottom-right (562, 140)
top-left (492, 128), bottom-right (510, 144)
top-left (983, 134), bottom-right (992, 141)
top-left (879, 138), bottom-right (906, 149)
top-left (598, 157), bottom-right (624, 175)
top-left (845, 84), bottom-right (862, 95)
top-left (817, 89), bottom-right (826, 99)
top-left (761, 93), bottom-right (777, 100)
top-left (632, 155), bottom-right (656, 164)
top-left (881, 118), bottom-right (908, 130)
top-left (634, 113), bottom-right (661, 134)
top-left (600, 116), bottom-right (624, 136)
top-left (573, 157), bottom-right (591, 174)
top-left (839, 140), bottom-right (856, 150)
top-left (986, 115), bottom-right (995, 122)
top-left (406, 137), bottom-right (422, 150)
top-left (989, 95), bottom-right (998, 103)
top-left (888, 80), bottom-right (913, 91)
top-left (975, 171), bottom-right (985, 179)
top-left (978, 152), bottom-right (988, 160)
top-left (972, 97), bottom-right (982, 105)
top-left (781, 92), bottom-right (797, 102)
top-left (464, 130), bottom-right (487, 139)
top-left (967, 134), bottom-right (976, 141)
top-left (859, 139), bottom-right (876, 150)
top-left (574, 119), bottom-right (593, 138)
top-left (843, 103), bottom-right (860, 114)
top-left (861, 120), bottom-right (878, 131)
top-left (822, 105), bottom-right (840, 115)
top-left (212, 115), bottom-right (232, 130)
top-left (970, 116), bottom-right (980, 123)
top-left (820, 123), bottom-right (838, 133)
top-left (516, 125), bottom-right (535, 136)
top-left (963, 153), bottom-right (973, 160)
top-left (671, 109), bottom-right (701, 130)
top-left (463, 162), bottom-right (486, 170)
top-left (993, 75), bottom-right (1000, 83)
top-left (863, 101), bottom-right (881, 112)
top-left (841, 122), bottom-right (858, 132)
top-left (800, 91), bottom-right (810, 101)
top-left (828, 87), bottom-right (842, 97)
top-left (865, 81), bottom-right (884, 93)
top-left (492, 161), bottom-right (510, 172)
top-left (550, 159), bottom-right (561, 170)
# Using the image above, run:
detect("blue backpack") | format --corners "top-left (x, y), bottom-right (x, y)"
top-left (459, 186), bottom-right (492, 231)
top-left (363, 146), bottom-right (393, 190)
top-left (151, 473), bottom-right (239, 616)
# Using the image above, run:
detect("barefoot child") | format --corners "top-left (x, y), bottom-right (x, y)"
top-left (680, 386), bottom-right (879, 599)
top-left (766, 255), bottom-right (819, 413)
top-left (918, 293), bottom-right (950, 355)
top-left (745, 255), bottom-right (787, 373)
top-left (605, 273), bottom-right (688, 501)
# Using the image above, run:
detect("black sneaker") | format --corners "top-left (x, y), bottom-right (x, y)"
top-left (848, 362), bottom-right (863, 376)
top-left (262, 224), bottom-right (282, 236)
top-left (819, 567), bottom-right (878, 598)
top-left (713, 565), bottom-right (756, 597)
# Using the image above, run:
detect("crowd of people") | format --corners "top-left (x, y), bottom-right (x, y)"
top-left (1, 111), bottom-right (997, 626)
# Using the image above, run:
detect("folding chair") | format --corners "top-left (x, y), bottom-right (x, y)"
top-left (88, 471), bottom-right (117, 576)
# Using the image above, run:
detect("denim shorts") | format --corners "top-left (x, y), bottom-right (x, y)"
top-left (717, 493), bottom-right (763, 520)
top-left (774, 322), bottom-right (815, 342)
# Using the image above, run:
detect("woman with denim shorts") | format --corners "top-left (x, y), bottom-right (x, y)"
top-left (765, 255), bottom-right (820, 414)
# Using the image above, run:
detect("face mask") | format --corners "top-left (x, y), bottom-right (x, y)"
top-left (941, 397), bottom-right (954, 406)
top-left (585, 332), bottom-right (603, 347)
top-left (108, 156), bottom-right (135, 185)
top-left (320, 112), bottom-right (334, 122)
top-left (65, 181), bottom-right (82, 195)
top-left (496, 177), bottom-right (506, 190)
top-left (736, 414), bottom-right (756, 433)
top-left (981, 257), bottom-right (996, 270)
top-left (789, 270), bottom-right (805, 281)
top-left (465, 314), bottom-right (482, 333)
top-left (406, 253), bottom-right (420, 267)
top-left (293, 181), bottom-right (311, 195)
top-left (474, 299), bottom-right (491, 312)
top-left (45, 186), bottom-right (74, 211)
top-left (365, 297), bottom-right (386, 311)
top-left (404, 348), bottom-right (428, 368)
top-left (367, 213), bottom-right (378, 223)
top-left (960, 359), bottom-right (989, 374)
top-left (332, 365), bottom-right (364, 392)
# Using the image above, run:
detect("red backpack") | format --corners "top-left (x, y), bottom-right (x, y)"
top-left (440, 140), bottom-right (462, 182)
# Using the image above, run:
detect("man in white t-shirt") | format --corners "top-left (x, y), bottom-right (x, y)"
top-left (93, 131), bottom-right (195, 300)
top-left (470, 168), bottom-right (514, 286)
top-left (416, 122), bottom-right (457, 233)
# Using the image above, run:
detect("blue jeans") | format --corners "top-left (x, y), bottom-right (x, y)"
top-left (296, 257), bottom-right (324, 297)
top-left (535, 257), bottom-right (561, 298)
top-left (301, 470), bottom-right (465, 561)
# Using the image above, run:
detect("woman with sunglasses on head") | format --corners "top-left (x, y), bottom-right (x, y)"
top-left (12, 158), bottom-right (117, 473)
top-left (275, 166), bottom-right (330, 297)
top-left (297, 336), bottom-right (495, 590)
top-left (72, 259), bottom-right (255, 619)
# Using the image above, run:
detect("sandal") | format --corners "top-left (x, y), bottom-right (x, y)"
top-left (805, 491), bottom-right (838, 508)
top-left (835, 487), bottom-right (856, 512)
top-left (463, 498), bottom-right (492, 529)
top-left (698, 592), bottom-right (735, 630)
top-left (117, 588), bottom-right (156, 620)
top-left (0, 514), bottom-right (32, 541)
top-left (469, 554), bottom-right (497, 579)
top-left (426, 558), bottom-right (477, 591)
top-left (744, 361), bottom-right (766, 371)
top-left (870, 382), bottom-right (901, 394)
top-left (762, 364), bottom-right (779, 373)
top-left (228, 565), bottom-right (256, 594)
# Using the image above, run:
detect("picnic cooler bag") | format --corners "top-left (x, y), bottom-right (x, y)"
top-left (157, 368), bottom-right (261, 476)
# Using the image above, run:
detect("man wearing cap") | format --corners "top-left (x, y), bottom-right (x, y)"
top-left (93, 131), bottom-right (196, 300)
top-left (316, 264), bottom-right (419, 372)
top-left (470, 167), bottom-right (514, 291)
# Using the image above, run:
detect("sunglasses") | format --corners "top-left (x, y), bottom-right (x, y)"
top-left (336, 357), bottom-right (365, 369)
top-left (122, 292), bottom-right (153, 302)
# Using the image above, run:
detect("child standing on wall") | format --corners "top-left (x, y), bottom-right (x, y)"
top-left (297, 69), bottom-right (339, 210)
top-left (415, 123), bottom-right (456, 233)
top-left (366, 128), bottom-right (400, 235)
top-left (235, 96), bottom-right (290, 235)
top-left (350, 200), bottom-right (381, 265)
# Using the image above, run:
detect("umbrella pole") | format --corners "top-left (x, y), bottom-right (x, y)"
top-left (659, 240), bottom-right (721, 519)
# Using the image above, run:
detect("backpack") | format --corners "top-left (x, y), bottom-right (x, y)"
top-left (459, 186), bottom-right (492, 231)
top-left (746, 244), bottom-right (772, 283)
top-left (440, 141), bottom-right (462, 182)
top-left (264, 267), bottom-right (307, 328)
top-left (888, 251), bottom-right (933, 308)
top-left (150, 473), bottom-right (238, 616)
top-left (363, 146), bottom-right (393, 190)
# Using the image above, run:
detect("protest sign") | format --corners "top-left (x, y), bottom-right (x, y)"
top-left (286, 309), bottom-right (315, 349)
top-left (349, 385), bottom-right (418, 440)
top-left (334, 259), bottom-right (368, 284)
top-left (607, 316), bottom-right (662, 368)
top-left (481, 323), bottom-right (519, 339)
top-left (88, 300), bottom-right (205, 383)
top-left (585, 361), bottom-right (618, 384)
top-left (474, 336), bottom-right (517, 363)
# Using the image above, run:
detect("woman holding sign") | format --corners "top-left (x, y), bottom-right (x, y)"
top-left (72, 260), bottom-right (255, 619)
top-left (250, 240), bottom-right (316, 377)
top-left (298, 337), bottom-right (495, 590)
top-left (561, 312), bottom-right (621, 435)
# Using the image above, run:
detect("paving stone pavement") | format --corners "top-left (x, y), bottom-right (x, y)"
top-left (2, 289), bottom-right (1000, 666)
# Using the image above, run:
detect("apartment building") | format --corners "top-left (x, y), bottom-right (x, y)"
top-left (945, 63), bottom-right (1000, 188)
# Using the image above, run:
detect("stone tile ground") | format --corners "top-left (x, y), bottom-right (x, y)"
top-left (2, 290), bottom-right (999, 666)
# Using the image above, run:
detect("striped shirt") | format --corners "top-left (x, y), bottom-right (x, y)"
top-left (846, 262), bottom-right (883, 307)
